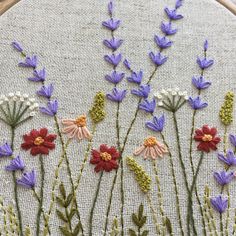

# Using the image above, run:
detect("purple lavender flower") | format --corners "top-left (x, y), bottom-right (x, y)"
top-left (218, 150), bottom-right (236, 166)
top-left (40, 100), bottom-right (58, 116)
top-left (103, 38), bottom-right (123, 51)
top-left (37, 84), bottom-right (54, 98)
top-left (106, 88), bottom-right (127, 102)
top-left (102, 19), bottom-right (121, 31)
top-left (164, 8), bottom-right (183, 20)
top-left (28, 68), bottom-right (46, 82)
top-left (188, 96), bottom-right (208, 110)
top-left (5, 156), bottom-right (25, 171)
top-left (0, 142), bottom-right (13, 157)
top-left (161, 22), bottom-right (177, 35)
top-left (131, 85), bottom-right (150, 98)
top-left (154, 36), bottom-right (172, 49)
top-left (149, 52), bottom-right (168, 66)
top-left (213, 170), bottom-right (235, 186)
top-left (108, 1), bottom-right (113, 15)
top-left (123, 59), bottom-right (131, 70)
top-left (229, 134), bottom-right (236, 147)
top-left (17, 170), bottom-right (36, 188)
top-left (175, 0), bottom-right (183, 9)
top-left (210, 195), bottom-right (228, 214)
top-left (145, 114), bottom-right (165, 132)
top-left (192, 76), bottom-right (211, 90)
top-left (105, 71), bottom-right (124, 84)
top-left (139, 99), bottom-right (156, 113)
top-left (127, 70), bottom-right (143, 84)
top-left (104, 54), bottom-right (122, 67)
top-left (197, 57), bottom-right (214, 69)
top-left (19, 55), bottom-right (38, 68)
top-left (12, 41), bottom-right (23, 52)
top-left (204, 40), bottom-right (208, 51)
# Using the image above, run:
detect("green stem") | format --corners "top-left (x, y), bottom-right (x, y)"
top-left (36, 155), bottom-right (45, 236)
top-left (220, 214), bottom-right (223, 236)
top-left (53, 115), bottom-right (84, 235)
top-left (89, 172), bottom-right (103, 236)
top-left (160, 133), bottom-right (184, 236)
top-left (10, 127), bottom-right (23, 236)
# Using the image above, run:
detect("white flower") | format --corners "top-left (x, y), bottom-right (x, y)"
top-left (26, 101), bottom-right (31, 106)
top-left (12, 96), bottom-right (18, 101)
top-left (158, 101), bottom-right (163, 106)
top-left (29, 98), bottom-right (36, 103)
top-left (171, 91), bottom-right (177, 96)
top-left (8, 93), bottom-right (14, 98)
top-left (22, 94), bottom-right (29, 99)
top-left (184, 95), bottom-right (189, 100)
top-left (15, 91), bottom-right (21, 97)
top-left (29, 112), bottom-right (36, 117)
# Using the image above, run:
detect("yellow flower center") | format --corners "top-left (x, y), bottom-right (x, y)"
top-left (144, 137), bottom-right (158, 147)
top-left (202, 134), bottom-right (213, 142)
top-left (100, 152), bottom-right (112, 161)
top-left (75, 115), bottom-right (86, 127)
top-left (34, 137), bottom-right (44, 146)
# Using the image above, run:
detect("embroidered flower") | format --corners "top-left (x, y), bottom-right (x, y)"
top-left (37, 84), bottom-right (54, 98)
top-left (0, 142), bottom-right (13, 157)
top-left (175, 0), bottom-right (183, 8)
top-left (204, 40), bottom-right (208, 51)
top-left (218, 150), bottom-right (236, 166)
top-left (131, 85), bottom-right (150, 98)
top-left (123, 59), bottom-right (131, 70)
top-left (5, 156), bottom-right (25, 171)
top-left (188, 96), bottom-right (208, 110)
top-left (104, 54), bottom-right (122, 66)
top-left (149, 52), bottom-right (168, 66)
top-left (62, 115), bottom-right (92, 140)
top-left (40, 100), bottom-right (58, 116)
top-left (19, 55), bottom-right (38, 68)
top-left (108, 1), bottom-right (113, 15)
top-left (12, 41), bottom-right (23, 52)
top-left (164, 8), bottom-right (183, 20)
top-left (139, 99), bottom-right (156, 113)
top-left (127, 70), bottom-right (143, 84)
top-left (105, 71), bottom-right (125, 84)
top-left (145, 114), bottom-right (165, 132)
top-left (103, 38), bottom-right (123, 51)
top-left (102, 19), bottom-right (121, 31)
top-left (229, 134), bottom-right (236, 147)
top-left (197, 57), bottom-right (214, 69)
top-left (214, 170), bottom-right (235, 186)
top-left (154, 35), bottom-right (172, 49)
top-left (161, 22), bottom-right (177, 35)
top-left (21, 128), bottom-right (57, 156)
top-left (17, 170), bottom-right (36, 189)
top-left (194, 125), bottom-right (221, 152)
top-left (90, 144), bottom-right (120, 172)
top-left (134, 136), bottom-right (168, 160)
top-left (28, 68), bottom-right (46, 82)
top-left (106, 88), bottom-right (127, 102)
top-left (192, 76), bottom-right (211, 90)
top-left (211, 195), bottom-right (228, 214)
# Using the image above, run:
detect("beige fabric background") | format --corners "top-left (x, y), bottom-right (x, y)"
top-left (0, 0), bottom-right (236, 235)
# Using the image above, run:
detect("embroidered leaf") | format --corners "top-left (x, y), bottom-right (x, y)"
top-left (56, 209), bottom-right (68, 223)
top-left (128, 229), bottom-right (137, 236)
top-left (165, 217), bottom-right (172, 234)
top-left (72, 222), bottom-right (81, 236)
top-left (59, 226), bottom-right (73, 236)
top-left (141, 230), bottom-right (149, 236)
top-left (56, 196), bottom-right (65, 207)
top-left (109, 216), bottom-right (119, 236)
top-left (138, 204), bottom-right (144, 219)
top-left (59, 183), bottom-right (66, 199)
top-left (65, 193), bottom-right (73, 207)
top-left (68, 208), bottom-right (77, 221)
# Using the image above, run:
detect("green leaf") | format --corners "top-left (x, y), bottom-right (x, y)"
top-left (141, 230), bottom-right (149, 236)
top-left (59, 226), bottom-right (73, 236)
top-left (56, 196), bottom-right (65, 207)
top-left (165, 217), bottom-right (172, 234)
top-left (65, 193), bottom-right (73, 207)
top-left (138, 204), bottom-right (144, 220)
top-left (59, 183), bottom-right (66, 199)
top-left (68, 208), bottom-right (77, 221)
top-left (72, 222), bottom-right (81, 236)
top-left (139, 216), bottom-right (147, 227)
top-left (132, 213), bottom-right (140, 226)
top-left (128, 229), bottom-right (137, 236)
top-left (56, 209), bottom-right (68, 223)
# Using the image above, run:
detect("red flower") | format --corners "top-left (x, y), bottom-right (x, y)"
top-left (21, 128), bottom-right (57, 156)
top-left (194, 125), bottom-right (221, 152)
top-left (90, 144), bottom-right (120, 172)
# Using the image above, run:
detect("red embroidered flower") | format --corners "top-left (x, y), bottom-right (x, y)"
top-left (194, 125), bottom-right (221, 152)
top-left (21, 128), bottom-right (57, 156)
top-left (90, 144), bottom-right (120, 172)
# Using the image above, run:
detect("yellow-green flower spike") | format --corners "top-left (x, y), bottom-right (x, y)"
top-left (126, 157), bottom-right (151, 193)
top-left (24, 226), bottom-right (32, 236)
top-left (219, 91), bottom-right (234, 126)
top-left (89, 92), bottom-right (106, 123)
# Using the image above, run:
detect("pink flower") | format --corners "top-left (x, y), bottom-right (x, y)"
top-left (134, 136), bottom-right (168, 160)
top-left (62, 115), bottom-right (91, 140)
